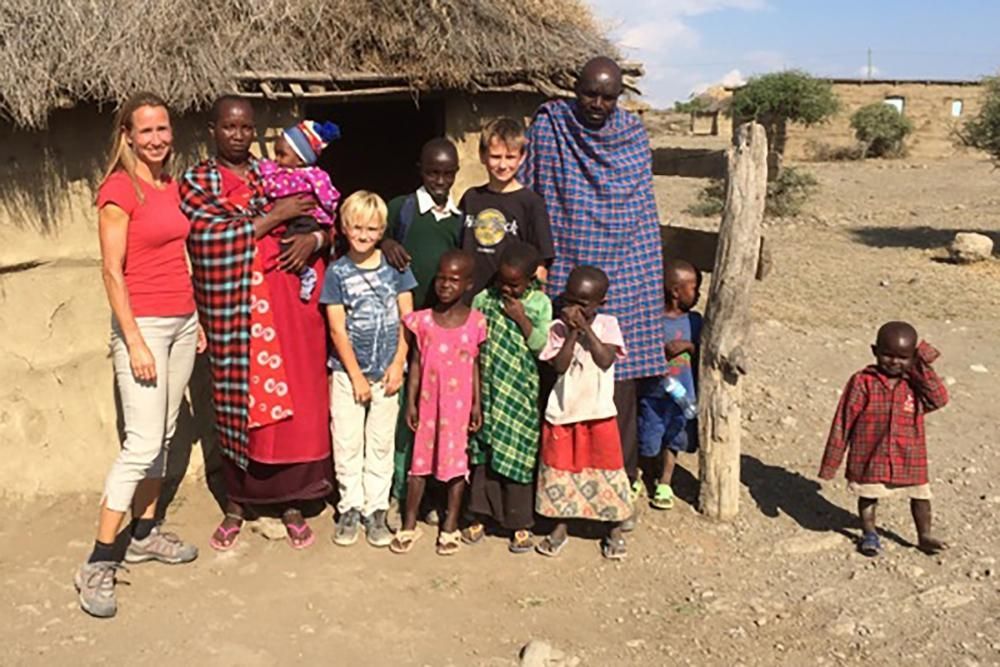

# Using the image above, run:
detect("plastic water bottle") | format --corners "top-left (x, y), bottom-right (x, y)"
top-left (663, 377), bottom-right (698, 420)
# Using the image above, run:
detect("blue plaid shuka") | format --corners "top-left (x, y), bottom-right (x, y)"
top-left (519, 99), bottom-right (667, 381)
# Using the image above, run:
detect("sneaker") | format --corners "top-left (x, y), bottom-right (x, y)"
top-left (125, 527), bottom-right (198, 564)
top-left (74, 561), bottom-right (125, 618)
top-left (363, 510), bottom-right (393, 548)
top-left (333, 509), bottom-right (362, 546)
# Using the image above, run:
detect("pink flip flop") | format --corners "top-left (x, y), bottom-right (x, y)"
top-left (284, 521), bottom-right (315, 550)
top-left (209, 515), bottom-right (243, 551)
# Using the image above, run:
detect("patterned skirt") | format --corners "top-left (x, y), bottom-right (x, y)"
top-left (535, 417), bottom-right (632, 522)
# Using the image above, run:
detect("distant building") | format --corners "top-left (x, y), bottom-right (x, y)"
top-left (782, 78), bottom-right (984, 160)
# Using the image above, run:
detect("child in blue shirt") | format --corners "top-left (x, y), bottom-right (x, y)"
top-left (321, 191), bottom-right (416, 548)
top-left (637, 259), bottom-right (702, 510)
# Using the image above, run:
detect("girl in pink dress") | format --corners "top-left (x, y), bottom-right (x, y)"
top-left (391, 250), bottom-right (486, 556)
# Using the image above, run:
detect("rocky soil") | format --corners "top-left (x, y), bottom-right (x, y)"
top-left (2, 154), bottom-right (998, 666)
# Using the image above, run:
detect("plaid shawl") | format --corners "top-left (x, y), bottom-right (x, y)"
top-left (519, 99), bottom-right (666, 380)
top-left (470, 287), bottom-right (551, 483)
top-left (179, 158), bottom-right (268, 469)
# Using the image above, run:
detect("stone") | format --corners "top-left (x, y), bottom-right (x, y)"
top-left (970, 364), bottom-right (989, 374)
top-left (949, 232), bottom-right (994, 264)
top-left (519, 640), bottom-right (577, 667)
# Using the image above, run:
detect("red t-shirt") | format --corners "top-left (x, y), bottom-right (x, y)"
top-left (97, 171), bottom-right (195, 317)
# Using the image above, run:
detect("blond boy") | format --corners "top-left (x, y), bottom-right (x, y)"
top-left (321, 191), bottom-right (416, 547)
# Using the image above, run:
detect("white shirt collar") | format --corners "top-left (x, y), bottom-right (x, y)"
top-left (416, 186), bottom-right (461, 219)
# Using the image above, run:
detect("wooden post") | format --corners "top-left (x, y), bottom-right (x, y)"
top-left (698, 122), bottom-right (768, 520)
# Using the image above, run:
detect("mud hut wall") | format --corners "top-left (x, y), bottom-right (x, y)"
top-left (0, 101), bottom-right (298, 499)
top-left (445, 92), bottom-right (547, 198)
top-left (782, 81), bottom-right (983, 160)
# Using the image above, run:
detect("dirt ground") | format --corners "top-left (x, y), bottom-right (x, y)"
top-left (3, 152), bottom-right (999, 666)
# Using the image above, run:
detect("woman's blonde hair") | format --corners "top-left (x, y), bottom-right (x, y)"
top-left (340, 190), bottom-right (388, 231)
top-left (98, 92), bottom-right (171, 203)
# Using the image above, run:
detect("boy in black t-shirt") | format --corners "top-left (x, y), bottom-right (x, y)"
top-left (460, 117), bottom-right (555, 293)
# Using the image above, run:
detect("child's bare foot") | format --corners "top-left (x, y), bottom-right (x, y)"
top-left (917, 535), bottom-right (948, 555)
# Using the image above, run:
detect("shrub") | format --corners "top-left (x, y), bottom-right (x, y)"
top-left (850, 103), bottom-right (914, 157)
top-left (765, 166), bottom-right (817, 217)
top-left (685, 166), bottom-right (817, 219)
top-left (806, 140), bottom-right (866, 162)
top-left (960, 75), bottom-right (1000, 163)
top-left (729, 70), bottom-right (839, 155)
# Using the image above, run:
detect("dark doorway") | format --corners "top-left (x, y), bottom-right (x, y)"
top-left (307, 96), bottom-right (446, 204)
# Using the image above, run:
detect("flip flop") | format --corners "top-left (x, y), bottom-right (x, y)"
top-left (209, 514), bottom-right (243, 551)
top-left (650, 483), bottom-right (675, 510)
top-left (535, 533), bottom-right (568, 557)
top-left (601, 535), bottom-right (628, 561)
top-left (858, 531), bottom-right (881, 557)
top-left (282, 512), bottom-right (315, 550)
top-left (508, 529), bottom-right (534, 554)
top-left (461, 522), bottom-right (485, 545)
top-left (436, 530), bottom-right (461, 556)
top-left (390, 528), bottom-right (423, 554)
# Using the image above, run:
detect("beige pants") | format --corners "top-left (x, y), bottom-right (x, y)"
top-left (103, 314), bottom-right (198, 512)
top-left (848, 481), bottom-right (933, 500)
top-left (330, 371), bottom-right (399, 516)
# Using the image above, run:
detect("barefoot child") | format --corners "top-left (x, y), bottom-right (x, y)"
top-left (535, 266), bottom-right (632, 560)
top-left (467, 241), bottom-right (552, 552)
top-left (637, 259), bottom-right (703, 510)
top-left (819, 321), bottom-right (950, 557)
top-left (322, 191), bottom-right (416, 548)
top-left (460, 118), bottom-right (554, 293)
top-left (391, 250), bottom-right (486, 556)
top-left (259, 119), bottom-right (341, 300)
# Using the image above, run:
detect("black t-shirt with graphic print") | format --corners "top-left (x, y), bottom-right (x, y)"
top-left (459, 185), bottom-right (555, 293)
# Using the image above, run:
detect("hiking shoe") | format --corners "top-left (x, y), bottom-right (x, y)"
top-left (333, 509), bottom-right (362, 546)
top-left (363, 510), bottom-right (393, 548)
top-left (125, 527), bottom-right (198, 565)
top-left (74, 561), bottom-right (125, 618)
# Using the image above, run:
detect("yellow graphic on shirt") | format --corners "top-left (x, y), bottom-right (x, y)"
top-left (471, 208), bottom-right (517, 248)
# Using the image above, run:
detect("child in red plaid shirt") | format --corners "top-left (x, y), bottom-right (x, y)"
top-left (819, 321), bottom-right (949, 557)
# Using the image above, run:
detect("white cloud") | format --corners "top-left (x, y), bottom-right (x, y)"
top-left (858, 64), bottom-right (881, 77)
top-left (586, 0), bottom-right (770, 107)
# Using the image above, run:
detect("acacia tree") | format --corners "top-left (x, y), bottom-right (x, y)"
top-left (960, 75), bottom-right (1000, 162)
top-left (729, 70), bottom-right (839, 156)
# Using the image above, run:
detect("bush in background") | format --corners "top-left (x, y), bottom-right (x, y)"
top-left (850, 103), bottom-right (914, 158)
top-left (960, 75), bottom-right (1000, 163)
top-left (685, 166), bottom-right (818, 219)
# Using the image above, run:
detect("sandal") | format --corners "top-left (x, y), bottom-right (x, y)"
top-left (461, 522), bottom-right (485, 545)
top-left (858, 531), bottom-right (881, 557)
top-left (601, 535), bottom-right (628, 561)
top-left (630, 478), bottom-right (644, 503)
top-left (650, 483), bottom-right (675, 510)
top-left (535, 533), bottom-right (568, 558)
top-left (436, 530), bottom-right (461, 556)
top-left (508, 529), bottom-right (534, 554)
top-left (390, 528), bottom-right (423, 554)
top-left (209, 513), bottom-right (244, 551)
top-left (282, 510), bottom-right (315, 550)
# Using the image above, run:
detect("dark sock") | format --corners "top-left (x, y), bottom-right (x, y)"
top-left (88, 540), bottom-right (116, 564)
top-left (131, 518), bottom-right (156, 540)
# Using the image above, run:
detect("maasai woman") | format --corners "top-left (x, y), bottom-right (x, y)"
top-left (180, 96), bottom-right (334, 550)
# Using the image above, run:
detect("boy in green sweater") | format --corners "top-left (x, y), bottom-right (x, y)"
top-left (383, 138), bottom-right (464, 514)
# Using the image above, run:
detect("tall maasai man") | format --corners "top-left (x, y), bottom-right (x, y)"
top-left (519, 57), bottom-right (666, 529)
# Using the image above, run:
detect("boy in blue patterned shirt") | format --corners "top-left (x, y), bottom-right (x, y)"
top-left (322, 191), bottom-right (416, 548)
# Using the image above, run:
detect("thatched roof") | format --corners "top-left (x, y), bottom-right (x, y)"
top-left (0, 0), bottom-right (632, 128)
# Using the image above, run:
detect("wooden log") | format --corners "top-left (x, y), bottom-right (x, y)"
top-left (659, 226), bottom-right (771, 280)
top-left (697, 121), bottom-right (768, 521)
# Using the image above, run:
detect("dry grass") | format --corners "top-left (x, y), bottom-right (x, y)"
top-left (0, 0), bottom-right (612, 128)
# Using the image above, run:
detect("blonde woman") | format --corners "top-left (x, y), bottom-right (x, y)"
top-left (76, 92), bottom-right (203, 618)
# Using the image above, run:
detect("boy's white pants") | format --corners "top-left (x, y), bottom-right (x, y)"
top-left (330, 371), bottom-right (399, 516)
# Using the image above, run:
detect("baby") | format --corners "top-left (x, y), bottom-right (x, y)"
top-left (260, 119), bottom-right (341, 300)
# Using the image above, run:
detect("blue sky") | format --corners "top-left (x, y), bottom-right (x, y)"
top-left (585, 0), bottom-right (1000, 108)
